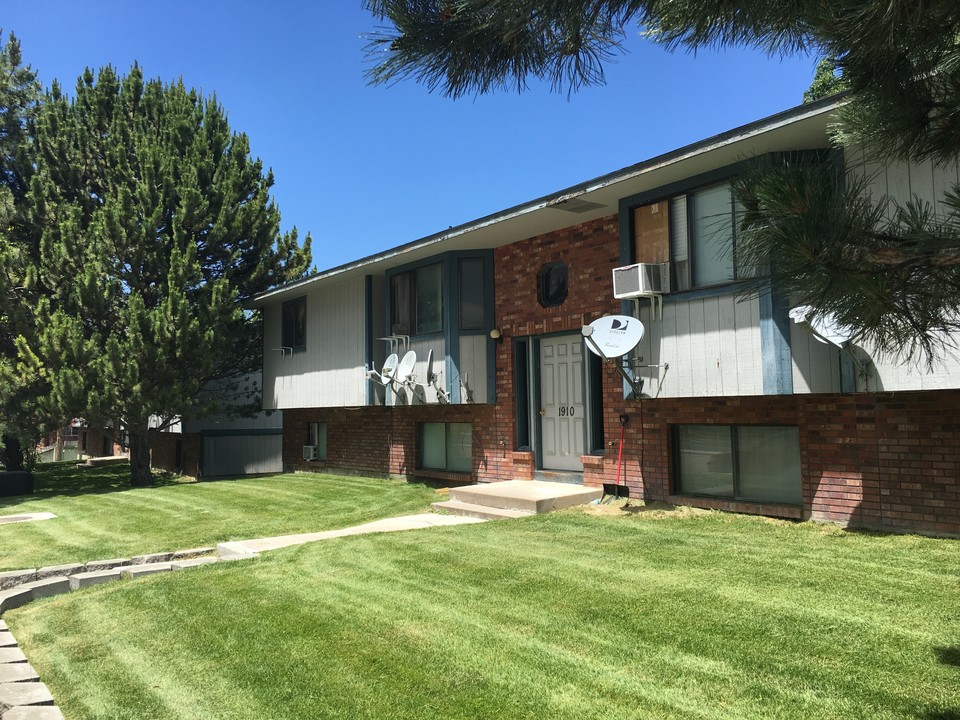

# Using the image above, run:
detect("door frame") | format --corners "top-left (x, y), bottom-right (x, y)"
top-left (519, 331), bottom-right (602, 472)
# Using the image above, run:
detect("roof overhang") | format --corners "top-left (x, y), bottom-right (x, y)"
top-left (249, 96), bottom-right (844, 308)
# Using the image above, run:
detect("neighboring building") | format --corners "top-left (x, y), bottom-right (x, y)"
top-left (150, 373), bottom-right (283, 478)
top-left (250, 97), bottom-right (960, 536)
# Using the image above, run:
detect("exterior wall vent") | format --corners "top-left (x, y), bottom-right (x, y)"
top-left (612, 262), bottom-right (671, 299)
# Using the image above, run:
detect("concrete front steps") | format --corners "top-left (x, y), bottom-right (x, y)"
top-left (432, 480), bottom-right (602, 520)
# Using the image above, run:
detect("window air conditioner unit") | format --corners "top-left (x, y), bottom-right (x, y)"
top-left (302, 445), bottom-right (318, 461)
top-left (612, 262), bottom-right (670, 299)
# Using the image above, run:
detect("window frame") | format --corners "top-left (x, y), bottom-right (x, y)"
top-left (420, 422), bottom-right (473, 473)
top-left (390, 262), bottom-right (445, 336)
top-left (672, 424), bottom-right (802, 505)
top-left (671, 181), bottom-right (739, 292)
top-left (281, 296), bottom-right (307, 352)
top-left (305, 421), bottom-right (327, 461)
top-left (537, 261), bottom-right (568, 308)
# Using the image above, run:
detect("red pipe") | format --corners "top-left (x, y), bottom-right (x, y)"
top-left (615, 421), bottom-right (625, 489)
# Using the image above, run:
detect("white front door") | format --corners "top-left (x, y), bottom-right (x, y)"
top-left (539, 335), bottom-right (584, 471)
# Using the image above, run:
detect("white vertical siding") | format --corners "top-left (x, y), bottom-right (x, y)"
top-left (790, 324), bottom-right (842, 394)
top-left (262, 277), bottom-right (368, 409)
top-left (844, 148), bottom-right (960, 392)
top-left (458, 334), bottom-right (488, 404)
top-left (634, 294), bottom-right (763, 398)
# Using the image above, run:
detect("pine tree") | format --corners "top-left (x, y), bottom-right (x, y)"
top-left (0, 30), bottom-right (44, 470)
top-left (803, 57), bottom-right (847, 104)
top-left (21, 64), bottom-right (311, 485)
top-left (364, 0), bottom-right (960, 161)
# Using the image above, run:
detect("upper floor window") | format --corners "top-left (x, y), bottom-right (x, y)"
top-left (282, 297), bottom-right (306, 351)
top-left (459, 257), bottom-right (486, 330)
top-left (670, 182), bottom-right (739, 291)
top-left (391, 263), bottom-right (443, 335)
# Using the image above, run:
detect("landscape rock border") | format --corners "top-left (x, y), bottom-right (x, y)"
top-left (0, 546), bottom-right (216, 719)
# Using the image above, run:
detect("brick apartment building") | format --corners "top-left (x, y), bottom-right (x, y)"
top-left (251, 97), bottom-right (960, 537)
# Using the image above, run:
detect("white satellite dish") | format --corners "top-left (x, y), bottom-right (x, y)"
top-left (381, 353), bottom-right (399, 380)
top-left (425, 348), bottom-right (450, 404)
top-left (396, 350), bottom-right (417, 384)
top-left (582, 315), bottom-right (645, 359)
top-left (789, 306), bottom-right (854, 348)
top-left (582, 314), bottom-right (646, 397)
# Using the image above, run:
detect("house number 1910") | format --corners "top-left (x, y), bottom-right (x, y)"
top-left (558, 406), bottom-right (575, 417)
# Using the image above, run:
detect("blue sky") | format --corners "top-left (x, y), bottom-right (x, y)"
top-left (6, 2), bottom-right (819, 271)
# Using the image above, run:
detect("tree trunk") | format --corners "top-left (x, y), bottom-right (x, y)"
top-left (128, 427), bottom-right (153, 487)
top-left (54, 428), bottom-right (64, 462)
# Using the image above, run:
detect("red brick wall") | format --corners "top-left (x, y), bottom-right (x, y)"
top-left (78, 427), bottom-right (124, 458)
top-left (150, 431), bottom-right (200, 478)
top-left (582, 392), bottom-right (960, 536)
top-left (280, 212), bottom-right (960, 536)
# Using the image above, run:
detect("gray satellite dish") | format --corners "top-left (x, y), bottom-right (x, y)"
top-left (583, 315), bottom-right (645, 359)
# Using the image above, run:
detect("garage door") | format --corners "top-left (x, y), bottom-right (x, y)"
top-left (201, 434), bottom-right (283, 477)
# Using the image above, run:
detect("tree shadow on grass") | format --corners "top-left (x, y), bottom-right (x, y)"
top-left (935, 646), bottom-right (960, 668)
top-left (0, 461), bottom-right (190, 509)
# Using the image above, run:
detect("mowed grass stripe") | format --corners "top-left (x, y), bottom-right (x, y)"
top-left (1, 465), bottom-right (436, 570)
top-left (10, 507), bottom-right (958, 720)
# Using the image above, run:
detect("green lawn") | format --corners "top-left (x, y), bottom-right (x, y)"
top-left (0, 463), bottom-right (436, 570)
top-left (6, 501), bottom-right (959, 720)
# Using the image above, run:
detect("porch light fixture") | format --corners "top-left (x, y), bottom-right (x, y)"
top-left (489, 329), bottom-right (503, 343)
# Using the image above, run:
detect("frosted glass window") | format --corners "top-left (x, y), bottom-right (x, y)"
top-left (738, 427), bottom-right (802, 504)
top-left (675, 425), bottom-right (802, 505)
top-left (690, 183), bottom-right (735, 287)
top-left (422, 423), bottom-right (446, 469)
top-left (677, 425), bottom-right (734, 497)
top-left (422, 422), bottom-right (472, 472)
top-left (446, 423), bottom-right (473, 473)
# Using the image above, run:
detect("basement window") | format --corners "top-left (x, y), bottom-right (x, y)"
top-left (421, 422), bottom-right (472, 473)
top-left (306, 422), bottom-right (327, 461)
top-left (673, 425), bottom-right (801, 504)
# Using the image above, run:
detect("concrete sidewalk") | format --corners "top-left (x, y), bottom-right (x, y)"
top-left (217, 513), bottom-right (486, 559)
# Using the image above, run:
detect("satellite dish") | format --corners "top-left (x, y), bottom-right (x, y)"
top-left (789, 305), bottom-right (854, 347)
top-left (381, 353), bottom-right (399, 380)
top-left (582, 315), bottom-right (645, 359)
top-left (397, 350), bottom-right (417, 383)
top-left (424, 348), bottom-right (450, 404)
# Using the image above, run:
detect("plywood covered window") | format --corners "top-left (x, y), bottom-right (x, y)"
top-left (632, 200), bottom-right (670, 264)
